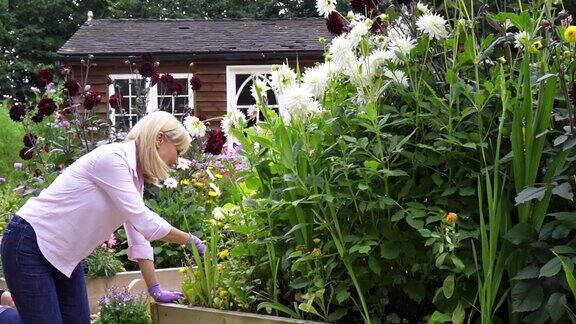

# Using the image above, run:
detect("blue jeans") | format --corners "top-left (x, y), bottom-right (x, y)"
top-left (1, 215), bottom-right (90, 324)
top-left (0, 307), bottom-right (23, 324)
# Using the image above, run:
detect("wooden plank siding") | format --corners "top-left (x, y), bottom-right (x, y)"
top-left (65, 58), bottom-right (319, 122)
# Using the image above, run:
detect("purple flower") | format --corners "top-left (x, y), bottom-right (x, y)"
top-left (13, 162), bottom-right (23, 169)
top-left (0, 177), bottom-right (5, 184)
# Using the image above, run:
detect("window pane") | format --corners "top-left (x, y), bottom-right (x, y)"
top-left (235, 74), bottom-right (250, 92)
top-left (237, 79), bottom-right (255, 106)
top-left (266, 88), bottom-right (277, 105)
top-left (174, 97), bottom-right (188, 114)
top-left (115, 80), bottom-right (130, 96)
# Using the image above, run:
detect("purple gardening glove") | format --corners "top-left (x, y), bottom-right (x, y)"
top-left (148, 283), bottom-right (184, 303)
top-left (187, 233), bottom-right (206, 257)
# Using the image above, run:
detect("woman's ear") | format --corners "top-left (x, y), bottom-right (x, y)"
top-left (155, 132), bottom-right (164, 147)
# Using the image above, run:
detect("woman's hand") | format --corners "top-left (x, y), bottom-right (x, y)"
top-left (187, 233), bottom-right (206, 257)
top-left (148, 283), bottom-right (184, 303)
top-left (0, 291), bottom-right (16, 308)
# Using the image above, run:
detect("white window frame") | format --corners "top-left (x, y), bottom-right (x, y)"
top-left (226, 65), bottom-right (280, 121)
top-left (108, 73), bottom-right (195, 127)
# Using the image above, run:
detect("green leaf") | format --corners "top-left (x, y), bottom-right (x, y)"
top-left (503, 223), bottom-right (537, 245)
top-left (546, 293), bottom-right (566, 322)
top-left (298, 303), bottom-right (320, 316)
top-left (515, 186), bottom-right (546, 205)
top-left (539, 258), bottom-right (562, 277)
top-left (452, 303), bottom-right (465, 324)
top-left (368, 257), bottom-right (381, 275)
top-left (403, 281), bottom-right (425, 303)
top-left (450, 255), bottom-right (465, 271)
top-left (336, 289), bottom-right (350, 303)
top-left (381, 241), bottom-right (400, 260)
top-left (406, 215), bottom-right (424, 229)
top-left (363, 160), bottom-right (379, 171)
top-left (551, 212), bottom-right (576, 229)
top-left (511, 281), bottom-right (544, 313)
top-left (555, 253), bottom-right (576, 300)
top-left (257, 302), bottom-right (300, 319)
top-left (458, 187), bottom-right (475, 196)
top-left (378, 196), bottom-right (396, 208)
top-left (358, 183), bottom-right (369, 191)
top-left (513, 266), bottom-right (540, 280)
top-left (552, 182), bottom-right (574, 201)
top-left (327, 308), bottom-right (348, 322)
top-left (441, 187), bottom-right (458, 196)
top-left (442, 275), bottom-right (455, 299)
top-left (428, 311), bottom-right (451, 323)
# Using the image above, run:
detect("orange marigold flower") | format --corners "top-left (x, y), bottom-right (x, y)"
top-left (445, 212), bottom-right (458, 224)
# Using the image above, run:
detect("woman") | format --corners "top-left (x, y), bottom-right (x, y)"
top-left (1, 111), bottom-right (205, 323)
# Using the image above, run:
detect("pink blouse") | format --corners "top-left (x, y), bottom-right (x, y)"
top-left (17, 141), bottom-right (172, 277)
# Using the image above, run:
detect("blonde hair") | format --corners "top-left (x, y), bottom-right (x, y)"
top-left (125, 111), bottom-right (191, 184)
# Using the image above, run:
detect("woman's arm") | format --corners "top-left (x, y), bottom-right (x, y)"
top-left (138, 259), bottom-right (160, 289)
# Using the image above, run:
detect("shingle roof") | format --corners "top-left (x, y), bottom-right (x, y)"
top-left (57, 18), bottom-right (331, 59)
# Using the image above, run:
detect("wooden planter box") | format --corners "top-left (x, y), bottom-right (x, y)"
top-left (151, 303), bottom-right (326, 324)
top-left (0, 267), bottom-right (184, 314)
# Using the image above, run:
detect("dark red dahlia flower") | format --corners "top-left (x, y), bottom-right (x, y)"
top-left (63, 80), bottom-right (81, 97)
top-left (19, 147), bottom-right (34, 160)
top-left (38, 98), bottom-right (57, 116)
top-left (108, 93), bottom-right (123, 110)
top-left (150, 71), bottom-right (160, 87)
top-left (9, 103), bottom-right (27, 122)
top-left (34, 68), bottom-right (53, 88)
top-left (160, 74), bottom-right (175, 85)
top-left (204, 129), bottom-right (227, 155)
top-left (84, 91), bottom-right (102, 110)
top-left (189, 75), bottom-right (202, 91)
top-left (138, 61), bottom-right (155, 78)
top-left (31, 113), bottom-right (44, 123)
top-left (351, 0), bottom-right (380, 13)
top-left (23, 133), bottom-right (38, 148)
top-left (326, 12), bottom-right (349, 36)
top-left (167, 81), bottom-right (184, 95)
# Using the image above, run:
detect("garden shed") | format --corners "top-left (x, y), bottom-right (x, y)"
top-left (56, 17), bottom-right (331, 126)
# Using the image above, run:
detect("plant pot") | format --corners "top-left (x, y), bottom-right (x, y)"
top-left (0, 267), bottom-right (184, 314)
top-left (151, 303), bottom-right (327, 324)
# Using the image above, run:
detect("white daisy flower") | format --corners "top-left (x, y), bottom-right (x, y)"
top-left (183, 116), bottom-right (206, 138)
top-left (367, 49), bottom-right (395, 74)
top-left (416, 2), bottom-right (430, 14)
top-left (514, 31), bottom-right (531, 49)
top-left (270, 64), bottom-right (296, 95)
top-left (176, 158), bottom-right (192, 170)
top-left (163, 177), bottom-right (178, 189)
top-left (279, 85), bottom-right (323, 122)
top-left (329, 35), bottom-right (356, 72)
top-left (250, 76), bottom-right (270, 104)
top-left (348, 20), bottom-right (370, 48)
top-left (302, 63), bottom-right (331, 98)
top-left (315, 0), bottom-right (336, 18)
top-left (384, 69), bottom-right (409, 88)
top-left (388, 35), bottom-right (416, 62)
top-left (416, 13), bottom-right (449, 40)
top-left (221, 108), bottom-right (247, 141)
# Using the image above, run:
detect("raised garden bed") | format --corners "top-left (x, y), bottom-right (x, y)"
top-left (0, 267), bottom-right (183, 314)
top-left (151, 303), bottom-right (327, 324)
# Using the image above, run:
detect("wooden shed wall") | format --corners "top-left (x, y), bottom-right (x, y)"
top-left (66, 58), bottom-right (319, 121)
